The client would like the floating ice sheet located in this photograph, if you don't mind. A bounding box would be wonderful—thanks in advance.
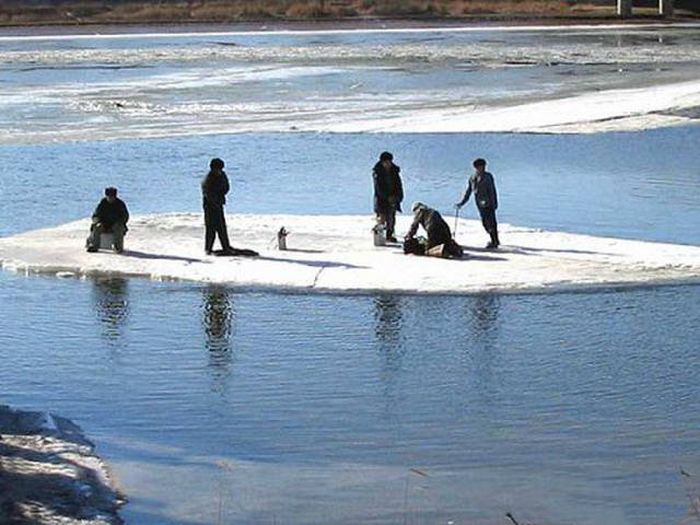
[1,214,699,294]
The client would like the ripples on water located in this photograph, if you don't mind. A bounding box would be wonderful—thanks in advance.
[0,272,699,524]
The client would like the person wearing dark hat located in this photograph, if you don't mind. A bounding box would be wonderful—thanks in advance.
[405,201,453,249]
[372,151,404,243]
[202,158,232,255]
[456,158,500,249]
[86,187,129,253]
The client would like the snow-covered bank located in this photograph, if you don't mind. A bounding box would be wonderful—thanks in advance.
[2,214,700,294]
[317,79,700,134]
[0,405,125,525]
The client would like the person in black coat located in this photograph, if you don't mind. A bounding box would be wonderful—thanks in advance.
[86,187,129,253]
[202,158,232,255]
[456,158,500,249]
[372,151,404,242]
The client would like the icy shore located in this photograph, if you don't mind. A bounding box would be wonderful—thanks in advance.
[1,213,700,294]
[0,405,125,525]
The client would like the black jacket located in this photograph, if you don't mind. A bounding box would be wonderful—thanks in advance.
[92,197,129,228]
[458,171,498,210]
[407,206,451,245]
[372,162,404,214]
[202,170,230,207]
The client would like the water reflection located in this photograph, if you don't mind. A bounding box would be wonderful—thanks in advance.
[201,285,235,393]
[466,295,502,407]
[373,295,404,348]
[468,294,501,342]
[372,295,406,415]
[92,277,129,341]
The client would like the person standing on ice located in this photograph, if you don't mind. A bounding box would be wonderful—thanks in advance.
[372,151,404,243]
[455,158,500,249]
[86,187,129,253]
[202,158,232,255]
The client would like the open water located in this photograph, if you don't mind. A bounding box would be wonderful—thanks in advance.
[1,23,699,525]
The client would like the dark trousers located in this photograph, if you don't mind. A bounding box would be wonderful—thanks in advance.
[87,222,126,252]
[204,204,231,252]
[426,227,452,250]
[478,206,499,245]
[377,206,397,238]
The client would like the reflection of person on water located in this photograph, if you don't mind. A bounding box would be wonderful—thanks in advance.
[202,286,235,394]
[202,285,234,354]
[92,277,129,340]
[202,158,232,255]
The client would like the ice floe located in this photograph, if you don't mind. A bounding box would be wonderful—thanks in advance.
[1,213,699,294]
[317,80,700,134]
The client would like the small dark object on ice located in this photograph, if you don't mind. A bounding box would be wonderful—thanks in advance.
[506,511,536,525]
[505,512,520,525]
[403,237,425,256]
[212,247,259,257]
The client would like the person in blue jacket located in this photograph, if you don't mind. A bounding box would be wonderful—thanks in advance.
[456,158,500,249]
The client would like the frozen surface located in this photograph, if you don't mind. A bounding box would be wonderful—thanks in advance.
[2,23,700,144]
[322,79,700,134]
[1,213,699,294]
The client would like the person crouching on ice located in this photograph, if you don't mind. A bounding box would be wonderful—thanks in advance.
[202,157,232,255]
[372,151,404,243]
[86,186,129,253]
[455,157,500,249]
[404,202,462,258]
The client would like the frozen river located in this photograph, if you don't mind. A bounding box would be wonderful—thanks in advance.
[1,22,699,524]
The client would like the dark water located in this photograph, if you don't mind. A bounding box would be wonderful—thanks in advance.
[1,271,699,524]
[1,128,699,244]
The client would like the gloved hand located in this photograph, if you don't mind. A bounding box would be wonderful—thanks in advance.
[454,203,463,210]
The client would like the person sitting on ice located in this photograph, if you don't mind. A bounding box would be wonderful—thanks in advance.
[86,187,129,254]
[404,202,462,258]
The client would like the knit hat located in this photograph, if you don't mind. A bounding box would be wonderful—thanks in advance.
[411,201,426,213]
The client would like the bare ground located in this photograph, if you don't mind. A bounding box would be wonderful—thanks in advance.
[0,0,697,27]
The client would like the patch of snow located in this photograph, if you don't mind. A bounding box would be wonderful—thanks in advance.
[314,80,700,134]
[1,213,699,294]
[40,413,59,432]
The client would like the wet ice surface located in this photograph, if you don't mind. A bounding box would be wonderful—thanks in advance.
[1,24,700,141]
[1,272,699,524]
[3,213,700,293]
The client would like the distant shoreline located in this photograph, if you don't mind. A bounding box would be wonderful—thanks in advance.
[0,0,698,30]
[0,15,699,38]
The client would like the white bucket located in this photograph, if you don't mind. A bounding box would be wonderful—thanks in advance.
[373,224,386,247]
[99,233,114,250]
